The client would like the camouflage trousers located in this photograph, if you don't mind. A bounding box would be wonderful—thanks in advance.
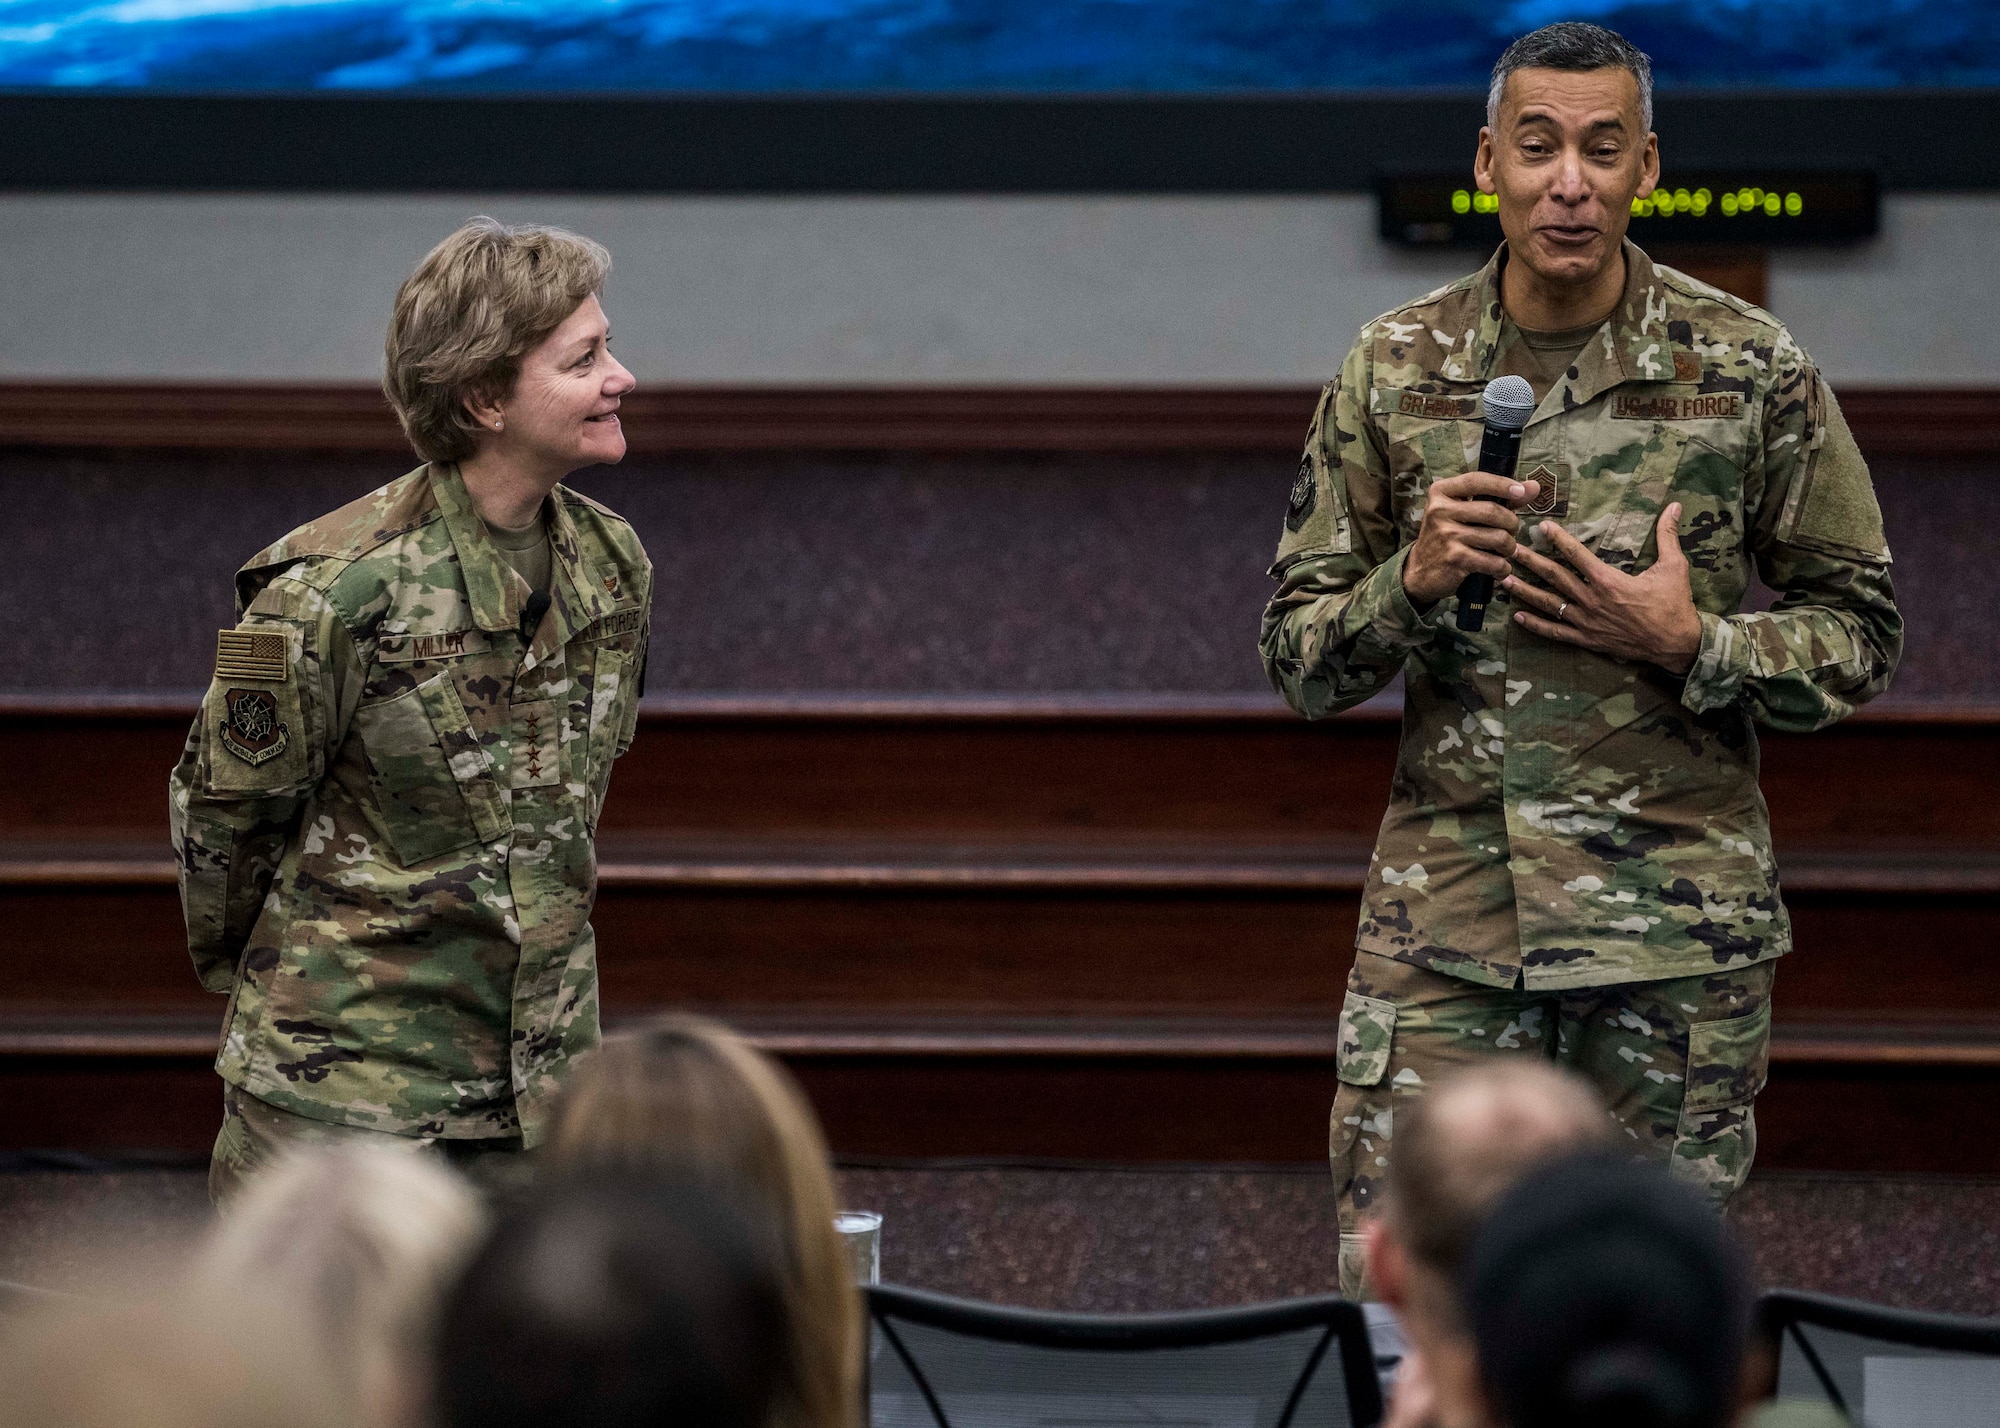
[209,1081,532,1207]
[1331,951,1775,1298]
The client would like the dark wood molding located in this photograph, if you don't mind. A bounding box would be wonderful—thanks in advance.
[3,689,1995,724]
[1,383,1994,460]
[6,1008,1998,1070]
[12,837,2000,896]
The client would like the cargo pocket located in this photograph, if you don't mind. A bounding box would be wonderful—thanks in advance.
[1336,991,1396,1087]
[354,672,510,866]
[1672,1001,1772,1202]
[1329,991,1395,1178]
[1330,990,1398,1297]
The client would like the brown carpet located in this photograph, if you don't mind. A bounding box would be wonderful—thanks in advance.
[1,1164,1996,1318]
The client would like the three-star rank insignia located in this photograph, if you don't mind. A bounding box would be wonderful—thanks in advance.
[1521,463,1569,518]
[1284,452,1318,533]
[220,688,290,766]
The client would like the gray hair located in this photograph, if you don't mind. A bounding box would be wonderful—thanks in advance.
[1488,22,1654,132]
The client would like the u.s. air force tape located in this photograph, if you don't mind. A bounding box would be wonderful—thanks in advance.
[214,629,288,683]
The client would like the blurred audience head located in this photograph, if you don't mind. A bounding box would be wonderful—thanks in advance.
[184,1143,487,1428]
[1366,1060,1616,1428]
[550,1015,860,1428]
[1379,1059,1616,1289]
[1466,1155,1752,1428]
[431,1173,787,1428]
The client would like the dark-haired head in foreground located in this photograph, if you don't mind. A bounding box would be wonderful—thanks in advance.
[1467,1155,1752,1428]
[432,1175,787,1428]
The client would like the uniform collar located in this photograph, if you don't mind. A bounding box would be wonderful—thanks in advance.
[429,462,619,656]
[1468,239,1675,425]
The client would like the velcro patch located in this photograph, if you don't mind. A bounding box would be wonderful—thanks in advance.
[219,688,290,765]
[1613,392,1744,422]
[375,629,492,664]
[1370,387,1484,421]
[1674,351,1702,383]
[1521,463,1570,518]
[509,698,561,790]
[586,608,645,641]
[1284,452,1317,533]
[215,629,287,683]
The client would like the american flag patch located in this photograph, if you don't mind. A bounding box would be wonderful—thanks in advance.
[215,629,288,683]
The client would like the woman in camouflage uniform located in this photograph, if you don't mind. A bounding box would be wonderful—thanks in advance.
[171,217,651,1200]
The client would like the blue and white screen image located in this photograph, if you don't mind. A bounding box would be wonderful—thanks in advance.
[2,0,1996,92]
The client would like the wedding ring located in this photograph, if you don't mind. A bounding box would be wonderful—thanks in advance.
[1556,601,1569,622]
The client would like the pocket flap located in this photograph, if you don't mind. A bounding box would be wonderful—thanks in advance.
[1336,991,1397,1087]
[1684,1002,1771,1113]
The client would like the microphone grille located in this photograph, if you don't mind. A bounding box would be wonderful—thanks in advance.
[1483,375,1536,430]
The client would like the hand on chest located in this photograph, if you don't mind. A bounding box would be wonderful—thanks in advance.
[1376,373,1756,577]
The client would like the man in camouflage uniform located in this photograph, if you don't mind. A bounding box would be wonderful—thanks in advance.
[171,220,649,1199]
[1258,25,1901,1295]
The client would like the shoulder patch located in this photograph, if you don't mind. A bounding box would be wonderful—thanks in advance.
[219,689,291,766]
[215,629,288,683]
[1284,452,1317,532]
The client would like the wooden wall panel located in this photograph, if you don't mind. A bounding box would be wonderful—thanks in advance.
[4,696,1998,1166]
[0,385,1993,460]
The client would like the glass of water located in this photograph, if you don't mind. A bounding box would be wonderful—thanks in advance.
[835,1210,882,1285]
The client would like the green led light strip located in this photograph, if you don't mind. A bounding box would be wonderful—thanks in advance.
[1450,186,1806,219]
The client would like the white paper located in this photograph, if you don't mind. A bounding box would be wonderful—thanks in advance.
[1862,1355,2000,1428]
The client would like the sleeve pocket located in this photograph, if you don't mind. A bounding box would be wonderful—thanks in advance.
[1335,990,1397,1087]
[1683,1002,1772,1113]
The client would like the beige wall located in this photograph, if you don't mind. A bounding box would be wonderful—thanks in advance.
[0,193,1991,386]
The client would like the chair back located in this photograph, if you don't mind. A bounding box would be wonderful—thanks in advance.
[865,1285,1382,1428]
[1759,1287,2000,1425]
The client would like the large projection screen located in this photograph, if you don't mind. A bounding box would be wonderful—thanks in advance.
[0,1,1994,190]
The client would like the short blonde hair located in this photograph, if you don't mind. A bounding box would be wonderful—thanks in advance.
[185,1144,488,1428]
[549,1016,862,1428]
[384,216,611,464]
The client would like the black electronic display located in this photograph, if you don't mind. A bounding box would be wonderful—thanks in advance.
[1378,171,1879,248]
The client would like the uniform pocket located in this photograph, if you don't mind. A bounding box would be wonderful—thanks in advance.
[585,645,633,822]
[353,673,507,866]
[1335,990,1397,1087]
[1683,1001,1771,1112]
[1672,1000,1771,1201]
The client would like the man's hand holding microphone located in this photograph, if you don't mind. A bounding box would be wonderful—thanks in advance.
[1400,373,1705,675]
[1399,470,1542,609]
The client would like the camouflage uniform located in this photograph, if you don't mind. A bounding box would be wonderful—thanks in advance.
[169,462,650,1193]
[1259,243,1900,1293]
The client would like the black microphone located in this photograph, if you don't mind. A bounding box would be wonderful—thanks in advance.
[1454,374,1537,633]
[519,589,552,644]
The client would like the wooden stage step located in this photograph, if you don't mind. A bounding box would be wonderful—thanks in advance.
[3,694,1998,1168]
[0,1006,1995,1172]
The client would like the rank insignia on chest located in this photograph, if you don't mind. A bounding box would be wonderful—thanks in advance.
[220,688,290,765]
[1521,464,1569,517]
